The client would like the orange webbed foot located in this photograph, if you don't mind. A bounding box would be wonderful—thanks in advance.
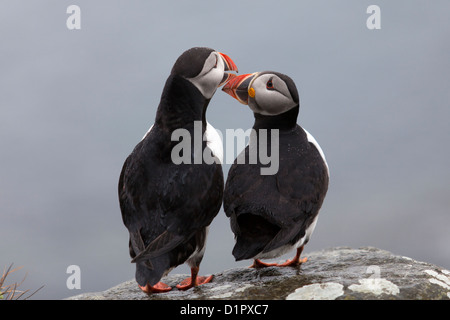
[176,274,214,291]
[276,246,308,267]
[176,267,213,291]
[139,281,172,294]
[249,259,277,268]
[276,256,308,267]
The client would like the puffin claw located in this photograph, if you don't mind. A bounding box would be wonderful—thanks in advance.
[176,275,214,291]
[276,246,308,267]
[276,256,308,267]
[175,267,213,291]
[249,259,277,268]
[139,281,172,294]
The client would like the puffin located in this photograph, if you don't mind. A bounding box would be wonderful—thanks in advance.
[222,71,329,268]
[118,47,238,293]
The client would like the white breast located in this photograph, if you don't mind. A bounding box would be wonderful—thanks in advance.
[205,122,223,164]
[303,128,329,176]
[142,122,223,164]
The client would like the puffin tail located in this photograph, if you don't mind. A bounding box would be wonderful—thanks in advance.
[232,238,264,261]
[130,229,185,287]
[232,213,280,261]
[262,222,304,254]
[131,230,185,264]
[134,258,169,288]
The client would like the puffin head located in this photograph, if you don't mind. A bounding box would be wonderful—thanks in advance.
[171,47,238,99]
[222,71,299,116]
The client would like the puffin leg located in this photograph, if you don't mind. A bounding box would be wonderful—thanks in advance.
[249,259,277,268]
[139,281,172,294]
[176,266,214,291]
[276,246,308,267]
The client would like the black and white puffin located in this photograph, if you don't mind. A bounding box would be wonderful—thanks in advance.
[222,71,329,268]
[118,47,238,293]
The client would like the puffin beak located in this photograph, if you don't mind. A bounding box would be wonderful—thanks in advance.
[218,52,238,72]
[222,73,257,105]
[218,52,238,86]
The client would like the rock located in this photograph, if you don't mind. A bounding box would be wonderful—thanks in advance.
[67,247,450,300]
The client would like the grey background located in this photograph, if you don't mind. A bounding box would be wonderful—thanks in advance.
[1,1,449,299]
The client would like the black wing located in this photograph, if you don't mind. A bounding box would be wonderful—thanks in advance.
[119,130,223,264]
[223,126,328,258]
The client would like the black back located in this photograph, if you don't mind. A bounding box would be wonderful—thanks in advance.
[223,108,329,261]
[118,52,223,287]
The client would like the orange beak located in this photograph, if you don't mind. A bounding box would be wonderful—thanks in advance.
[218,52,238,86]
[222,73,257,105]
[218,52,238,72]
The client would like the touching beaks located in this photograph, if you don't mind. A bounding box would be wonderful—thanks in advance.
[222,73,257,105]
[218,52,238,87]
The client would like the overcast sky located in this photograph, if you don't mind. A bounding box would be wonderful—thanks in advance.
[1,1,449,299]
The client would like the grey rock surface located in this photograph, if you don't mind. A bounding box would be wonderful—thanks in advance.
[67,247,450,300]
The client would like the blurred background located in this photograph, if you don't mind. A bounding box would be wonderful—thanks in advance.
[1,1,449,299]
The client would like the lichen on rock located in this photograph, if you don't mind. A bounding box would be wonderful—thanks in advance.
[67,247,450,300]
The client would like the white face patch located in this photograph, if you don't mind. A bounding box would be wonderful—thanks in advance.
[248,74,297,116]
[187,52,225,99]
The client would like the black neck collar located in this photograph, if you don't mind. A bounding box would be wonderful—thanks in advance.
[253,105,299,131]
[155,74,209,131]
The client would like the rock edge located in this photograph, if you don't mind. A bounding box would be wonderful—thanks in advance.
[67,247,450,300]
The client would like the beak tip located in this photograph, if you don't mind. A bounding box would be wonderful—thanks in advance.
[221,73,256,105]
[218,52,238,72]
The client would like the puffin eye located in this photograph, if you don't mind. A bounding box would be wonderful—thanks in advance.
[213,56,218,69]
[266,79,274,89]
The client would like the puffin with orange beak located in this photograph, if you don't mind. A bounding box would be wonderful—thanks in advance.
[222,71,329,268]
[119,47,238,293]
